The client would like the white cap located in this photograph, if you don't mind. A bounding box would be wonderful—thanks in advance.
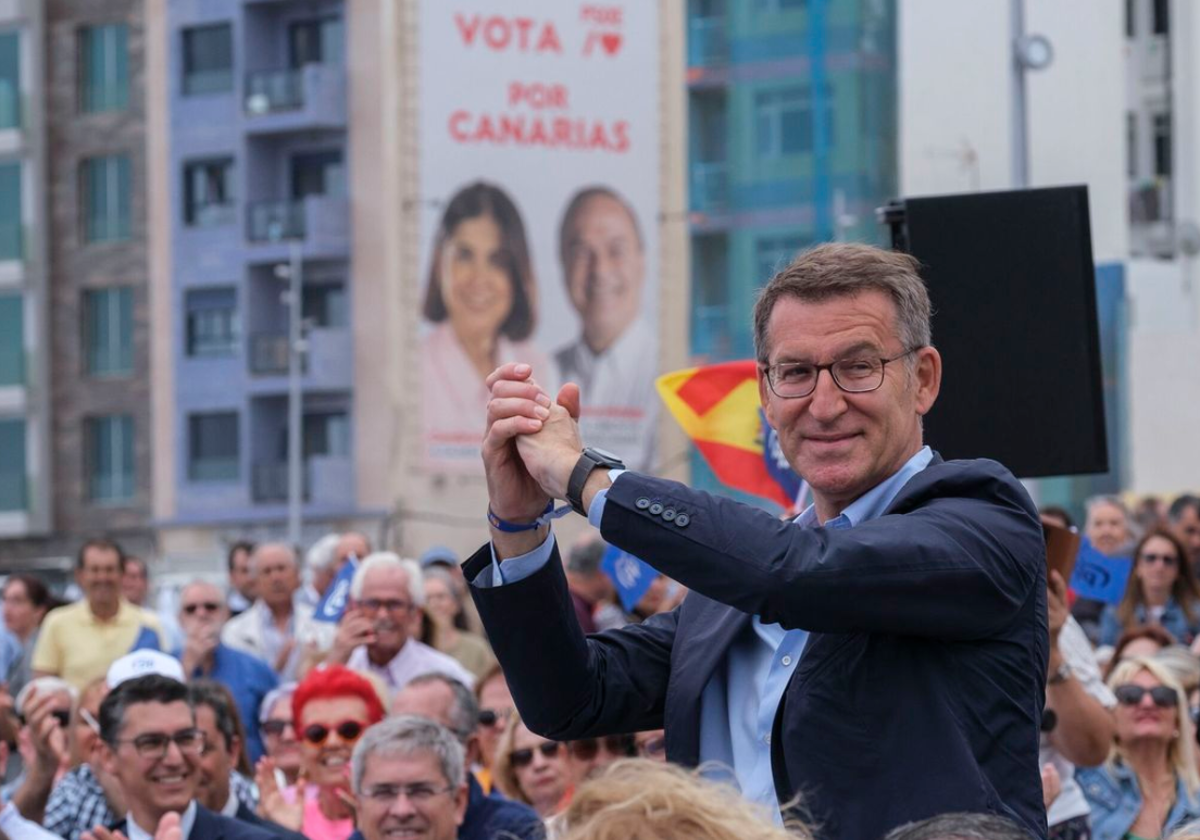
[106,650,186,688]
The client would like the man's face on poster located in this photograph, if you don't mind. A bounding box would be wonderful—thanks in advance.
[562,193,645,355]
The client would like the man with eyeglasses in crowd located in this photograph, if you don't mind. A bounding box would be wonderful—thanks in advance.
[82,659,278,840]
[472,243,1048,840]
[350,716,468,840]
[325,554,474,692]
[391,673,543,840]
[175,581,277,763]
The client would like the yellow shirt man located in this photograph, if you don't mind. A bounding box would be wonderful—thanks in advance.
[32,599,165,690]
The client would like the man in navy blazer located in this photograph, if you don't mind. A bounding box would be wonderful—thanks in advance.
[469,243,1048,840]
[89,674,280,840]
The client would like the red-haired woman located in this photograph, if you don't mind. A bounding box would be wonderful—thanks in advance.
[255,664,384,840]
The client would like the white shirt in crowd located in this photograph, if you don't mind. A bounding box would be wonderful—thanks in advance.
[1041,615,1117,828]
[347,639,475,692]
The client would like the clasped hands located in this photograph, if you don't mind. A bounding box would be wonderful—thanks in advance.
[483,363,586,524]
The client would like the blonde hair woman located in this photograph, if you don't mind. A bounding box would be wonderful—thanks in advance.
[493,711,569,819]
[1078,657,1200,840]
[557,758,811,840]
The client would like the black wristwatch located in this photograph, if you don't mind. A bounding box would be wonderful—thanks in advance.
[567,448,626,516]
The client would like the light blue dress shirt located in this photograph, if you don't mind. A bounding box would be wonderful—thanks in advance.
[476,447,934,816]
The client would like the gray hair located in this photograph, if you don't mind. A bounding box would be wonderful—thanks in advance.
[1157,646,1200,694]
[403,673,479,742]
[350,552,424,607]
[179,578,228,607]
[882,812,1029,840]
[422,567,463,607]
[752,243,932,364]
[306,533,341,573]
[566,538,606,576]
[259,682,297,723]
[252,542,298,568]
[351,715,465,794]
[16,677,77,714]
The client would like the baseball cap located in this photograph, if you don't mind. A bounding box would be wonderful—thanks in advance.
[107,649,186,688]
[419,545,459,569]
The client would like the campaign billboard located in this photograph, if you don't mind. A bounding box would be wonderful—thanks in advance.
[417,1,661,473]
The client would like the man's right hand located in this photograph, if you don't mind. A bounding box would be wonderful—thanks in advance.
[483,364,554,523]
[327,610,375,664]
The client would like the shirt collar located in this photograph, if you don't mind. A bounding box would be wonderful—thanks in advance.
[221,791,240,818]
[794,446,933,529]
[127,800,198,840]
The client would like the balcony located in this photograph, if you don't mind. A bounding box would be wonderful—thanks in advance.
[249,326,351,387]
[690,161,729,213]
[251,455,351,505]
[688,17,729,68]
[246,196,349,258]
[243,63,346,133]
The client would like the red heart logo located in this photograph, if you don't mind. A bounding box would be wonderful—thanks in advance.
[601,33,621,55]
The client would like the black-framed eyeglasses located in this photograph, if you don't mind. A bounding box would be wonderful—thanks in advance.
[569,734,636,761]
[15,709,71,729]
[359,598,412,614]
[182,601,222,616]
[1114,684,1179,709]
[362,782,455,805]
[109,728,206,759]
[762,347,921,399]
[1138,552,1179,567]
[261,719,294,738]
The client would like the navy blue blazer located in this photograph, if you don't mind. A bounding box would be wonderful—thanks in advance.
[111,804,280,840]
[466,455,1048,840]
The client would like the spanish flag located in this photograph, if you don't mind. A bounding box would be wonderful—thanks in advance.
[656,361,804,510]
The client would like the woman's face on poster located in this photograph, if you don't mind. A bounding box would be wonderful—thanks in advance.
[440,213,514,342]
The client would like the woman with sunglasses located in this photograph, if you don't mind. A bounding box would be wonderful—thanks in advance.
[1100,530,1200,647]
[259,683,301,789]
[255,664,385,840]
[1078,657,1200,840]
[494,712,569,820]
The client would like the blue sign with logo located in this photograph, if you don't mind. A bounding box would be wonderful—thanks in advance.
[1068,538,1132,605]
[601,544,656,612]
[313,556,360,623]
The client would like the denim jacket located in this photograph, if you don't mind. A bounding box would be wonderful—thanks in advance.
[1098,599,1199,647]
[1077,762,1200,840]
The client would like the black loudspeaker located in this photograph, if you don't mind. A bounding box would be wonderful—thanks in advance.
[879,185,1108,479]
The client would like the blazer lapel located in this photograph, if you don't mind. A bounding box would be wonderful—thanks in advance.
[666,594,751,766]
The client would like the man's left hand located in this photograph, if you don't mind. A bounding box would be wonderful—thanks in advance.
[515,383,584,500]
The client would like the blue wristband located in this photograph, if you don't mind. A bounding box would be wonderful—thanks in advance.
[488,501,554,533]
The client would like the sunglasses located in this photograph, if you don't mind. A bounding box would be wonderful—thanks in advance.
[261,719,294,738]
[569,735,636,761]
[1139,553,1179,567]
[182,601,222,615]
[16,710,71,729]
[637,735,667,758]
[1114,684,1179,708]
[510,742,561,768]
[478,708,512,728]
[302,720,367,746]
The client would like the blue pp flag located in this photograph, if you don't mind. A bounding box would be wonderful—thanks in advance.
[313,556,360,623]
[1069,538,1132,605]
[601,545,656,612]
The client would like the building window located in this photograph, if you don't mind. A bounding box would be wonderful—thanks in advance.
[0,161,20,262]
[83,288,133,377]
[304,411,350,458]
[754,86,834,158]
[291,150,345,198]
[1153,112,1171,177]
[189,412,239,481]
[87,415,134,503]
[1153,0,1169,35]
[0,30,19,130]
[0,294,23,387]
[752,0,805,11]
[183,158,234,227]
[186,287,237,357]
[0,418,25,511]
[182,23,233,96]
[303,283,347,327]
[81,154,131,243]
[755,235,805,283]
[289,17,344,67]
[79,24,129,113]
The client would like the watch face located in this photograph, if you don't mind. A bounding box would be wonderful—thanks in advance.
[586,447,624,465]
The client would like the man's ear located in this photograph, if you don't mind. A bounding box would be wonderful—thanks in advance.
[98,740,118,778]
[230,735,242,770]
[465,734,482,768]
[453,782,469,826]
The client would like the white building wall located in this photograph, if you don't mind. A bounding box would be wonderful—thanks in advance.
[899,0,1200,495]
